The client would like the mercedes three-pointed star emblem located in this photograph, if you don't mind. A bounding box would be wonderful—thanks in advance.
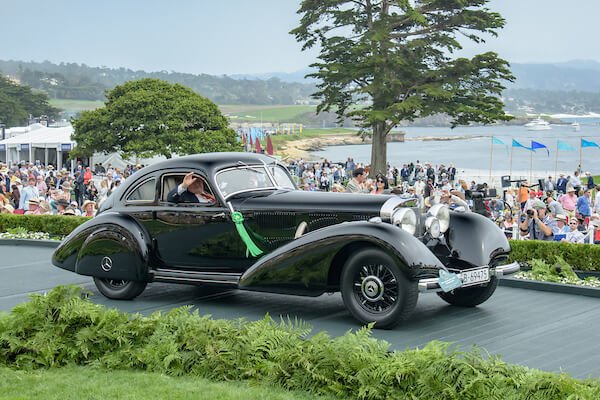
[101,256,113,272]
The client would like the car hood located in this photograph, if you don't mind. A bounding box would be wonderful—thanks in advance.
[232,190,393,215]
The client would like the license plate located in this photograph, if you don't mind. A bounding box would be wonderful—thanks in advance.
[459,267,490,287]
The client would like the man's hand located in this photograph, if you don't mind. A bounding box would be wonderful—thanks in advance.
[182,172,197,189]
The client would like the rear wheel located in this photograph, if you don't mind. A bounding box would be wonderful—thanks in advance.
[340,248,418,329]
[93,277,147,300]
[437,277,498,307]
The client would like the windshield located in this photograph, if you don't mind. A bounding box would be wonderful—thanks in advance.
[270,165,295,189]
[216,166,274,197]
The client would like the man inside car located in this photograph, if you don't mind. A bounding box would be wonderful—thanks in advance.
[167,172,215,204]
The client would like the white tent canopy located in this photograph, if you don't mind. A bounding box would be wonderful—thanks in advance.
[0,125,75,168]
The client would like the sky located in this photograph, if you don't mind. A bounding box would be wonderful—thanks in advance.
[1,0,599,76]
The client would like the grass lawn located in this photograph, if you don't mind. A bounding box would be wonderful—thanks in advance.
[220,105,316,122]
[0,366,333,400]
[49,99,105,114]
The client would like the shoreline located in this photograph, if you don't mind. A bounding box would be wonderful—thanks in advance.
[278,134,484,160]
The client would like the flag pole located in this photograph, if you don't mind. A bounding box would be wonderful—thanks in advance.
[529,149,533,184]
[579,136,583,172]
[555,141,559,180]
[509,143,513,179]
[489,137,493,184]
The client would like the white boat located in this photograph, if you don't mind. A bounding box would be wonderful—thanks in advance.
[525,117,551,131]
[572,121,581,132]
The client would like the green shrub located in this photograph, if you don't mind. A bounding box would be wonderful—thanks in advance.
[516,258,600,288]
[1,286,599,399]
[0,214,89,237]
[509,240,600,271]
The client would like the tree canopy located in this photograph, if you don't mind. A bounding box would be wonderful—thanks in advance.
[71,79,241,159]
[0,75,59,127]
[291,0,514,174]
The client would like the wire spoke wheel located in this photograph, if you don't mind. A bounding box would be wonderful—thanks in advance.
[341,248,418,329]
[353,263,399,314]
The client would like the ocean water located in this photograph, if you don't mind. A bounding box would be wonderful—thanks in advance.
[312,122,600,184]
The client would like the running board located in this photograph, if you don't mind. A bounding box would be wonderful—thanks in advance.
[152,268,241,286]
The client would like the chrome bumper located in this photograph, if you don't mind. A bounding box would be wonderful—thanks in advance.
[417,262,520,293]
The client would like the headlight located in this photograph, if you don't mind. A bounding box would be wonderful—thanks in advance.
[425,216,441,238]
[428,204,450,233]
[391,208,417,235]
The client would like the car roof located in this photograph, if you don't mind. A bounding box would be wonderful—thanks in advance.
[142,152,278,176]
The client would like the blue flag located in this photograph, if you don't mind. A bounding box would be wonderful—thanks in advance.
[492,136,505,145]
[512,139,532,151]
[557,140,576,151]
[582,138,600,148]
[531,140,550,156]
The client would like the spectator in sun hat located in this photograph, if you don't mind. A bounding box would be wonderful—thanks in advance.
[25,198,41,214]
[559,186,577,218]
[37,200,51,215]
[82,199,96,217]
[54,198,70,215]
[553,214,570,235]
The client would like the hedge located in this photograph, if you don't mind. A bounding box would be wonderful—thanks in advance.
[1,286,599,400]
[1,214,598,272]
[509,240,600,272]
[0,213,89,237]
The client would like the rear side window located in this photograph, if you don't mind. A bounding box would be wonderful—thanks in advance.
[126,178,156,202]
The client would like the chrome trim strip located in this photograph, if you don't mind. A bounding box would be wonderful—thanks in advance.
[491,261,520,277]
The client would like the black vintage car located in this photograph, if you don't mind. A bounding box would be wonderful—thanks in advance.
[53,153,519,328]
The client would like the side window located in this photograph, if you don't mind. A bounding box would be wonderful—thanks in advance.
[126,178,156,203]
[161,173,216,205]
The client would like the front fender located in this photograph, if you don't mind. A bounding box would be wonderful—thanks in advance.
[239,221,445,296]
[444,211,511,267]
[52,212,152,281]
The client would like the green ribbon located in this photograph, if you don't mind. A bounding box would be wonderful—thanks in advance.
[231,211,263,257]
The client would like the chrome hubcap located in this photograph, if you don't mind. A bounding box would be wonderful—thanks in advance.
[353,264,399,313]
[361,276,384,302]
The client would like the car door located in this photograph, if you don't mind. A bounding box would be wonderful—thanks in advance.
[148,171,252,272]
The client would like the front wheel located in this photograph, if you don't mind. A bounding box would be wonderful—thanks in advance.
[341,248,418,329]
[437,277,498,307]
[93,277,147,300]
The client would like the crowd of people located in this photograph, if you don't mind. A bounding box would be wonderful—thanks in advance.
[2,156,598,245]
[0,161,144,217]
[288,157,600,245]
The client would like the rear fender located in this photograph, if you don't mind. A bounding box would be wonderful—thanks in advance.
[52,213,151,281]
[239,221,445,296]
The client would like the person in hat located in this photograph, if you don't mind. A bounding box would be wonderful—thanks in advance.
[552,214,570,236]
[37,200,51,215]
[62,207,77,216]
[25,198,41,214]
[54,198,70,215]
[519,200,554,241]
[82,200,97,217]
[559,186,578,218]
